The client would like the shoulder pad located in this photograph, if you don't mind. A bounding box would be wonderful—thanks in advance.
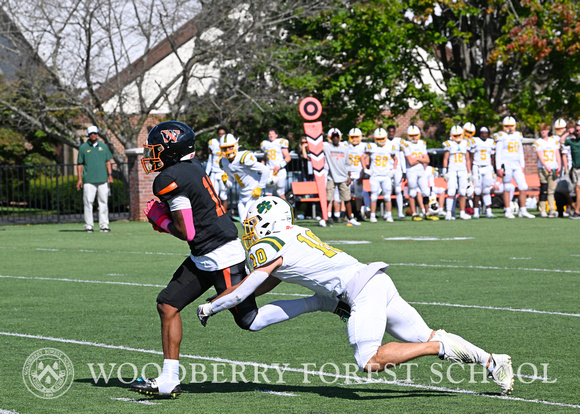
[240,151,256,165]
[249,236,286,266]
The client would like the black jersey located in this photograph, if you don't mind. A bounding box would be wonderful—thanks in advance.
[153,159,237,256]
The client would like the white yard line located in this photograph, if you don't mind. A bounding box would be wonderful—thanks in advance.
[1,331,578,409]
[1,274,578,317]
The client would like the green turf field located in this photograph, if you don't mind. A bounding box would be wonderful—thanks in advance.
[0,216,579,413]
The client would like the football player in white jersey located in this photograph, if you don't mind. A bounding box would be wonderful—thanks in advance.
[206,126,229,211]
[261,128,291,199]
[534,122,562,217]
[386,125,407,219]
[220,134,270,221]
[197,196,514,396]
[347,127,367,221]
[361,128,398,222]
[403,126,430,220]
[494,116,535,218]
[443,126,472,220]
[467,125,497,218]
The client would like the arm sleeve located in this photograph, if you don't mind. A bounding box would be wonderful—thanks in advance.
[211,270,271,313]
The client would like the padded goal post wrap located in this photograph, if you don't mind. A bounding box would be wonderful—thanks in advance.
[301,111,328,221]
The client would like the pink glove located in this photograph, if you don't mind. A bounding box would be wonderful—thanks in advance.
[143,200,171,233]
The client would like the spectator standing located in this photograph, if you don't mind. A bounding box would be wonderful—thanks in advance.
[76,125,113,232]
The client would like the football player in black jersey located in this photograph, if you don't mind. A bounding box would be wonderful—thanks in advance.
[131,121,346,398]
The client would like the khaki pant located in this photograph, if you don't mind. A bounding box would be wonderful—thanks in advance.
[538,169,557,212]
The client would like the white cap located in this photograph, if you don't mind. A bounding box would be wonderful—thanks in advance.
[480,126,489,132]
[87,125,99,136]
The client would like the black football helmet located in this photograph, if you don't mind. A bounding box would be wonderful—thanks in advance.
[142,121,196,173]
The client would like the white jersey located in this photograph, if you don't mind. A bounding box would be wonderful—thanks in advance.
[261,138,289,169]
[533,137,560,170]
[403,139,428,174]
[443,139,469,172]
[247,225,363,298]
[347,142,365,179]
[365,142,396,177]
[494,131,525,170]
[207,138,225,174]
[468,137,495,167]
[387,137,406,173]
[220,151,269,196]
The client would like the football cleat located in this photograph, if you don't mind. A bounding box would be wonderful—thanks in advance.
[369,216,378,223]
[489,354,514,396]
[518,210,535,219]
[412,214,423,221]
[333,301,351,322]
[504,211,515,219]
[459,212,471,220]
[347,218,361,226]
[130,377,182,399]
[425,215,439,221]
[430,330,476,364]
[385,216,394,223]
[486,214,497,219]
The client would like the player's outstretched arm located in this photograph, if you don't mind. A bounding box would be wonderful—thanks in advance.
[197,257,282,326]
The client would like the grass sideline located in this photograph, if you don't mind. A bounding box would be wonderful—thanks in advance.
[0,217,579,413]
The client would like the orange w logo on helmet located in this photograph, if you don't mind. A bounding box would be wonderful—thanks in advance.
[160,130,181,143]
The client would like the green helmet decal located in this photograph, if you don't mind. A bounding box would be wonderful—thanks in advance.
[256,200,273,214]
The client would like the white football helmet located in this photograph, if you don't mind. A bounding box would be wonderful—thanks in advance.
[554,119,567,129]
[373,128,387,146]
[428,195,439,216]
[463,122,476,138]
[219,133,238,161]
[348,128,363,145]
[406,125,421,143]
[502,116,516,133]
[242,196,294,249]
[450,125,464,142]
[327,128,342,139]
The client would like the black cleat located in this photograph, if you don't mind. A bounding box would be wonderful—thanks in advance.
[130,377,181,399]
[333,301,351,322]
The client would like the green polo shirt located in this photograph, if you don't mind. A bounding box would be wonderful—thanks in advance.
[78,141,113,184]
[564,137,580,169]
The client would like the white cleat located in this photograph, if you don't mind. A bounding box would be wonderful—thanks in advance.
[460,212,471,220]
[347,218,361,226]
[318,219,327,227]
[489,354,514,396]
[385,216,394,223]
[445,212,455,221]
[430,330,476,364]
[504,211,515,219]
[369,216,378,223]
[518,210,535,219]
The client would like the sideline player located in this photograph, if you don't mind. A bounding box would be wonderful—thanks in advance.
[386,125,407,219]
[402,126,430,221]
[494,117,535,218]
[467,125,496,218]
[361,128,398,222]
[261,128,291,199]
[219,134,270,221]
[198,196,514,396]
[347,127,367,221]
[442,125,472,220]
[205,126,229,212]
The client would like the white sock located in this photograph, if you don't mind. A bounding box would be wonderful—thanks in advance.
[386,211,392,217]
[474,207,480,216]
[446,198,453,212]
[397,193,404,216]
[249,295,337,331]
[370,213,376,219]
[447,333,491,367]
[521,207,527,213]
[486,207,492,216]
[334,212,340,218]
[157,359,180,393]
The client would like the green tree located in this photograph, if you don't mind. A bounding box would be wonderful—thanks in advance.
[285,0,580,137]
